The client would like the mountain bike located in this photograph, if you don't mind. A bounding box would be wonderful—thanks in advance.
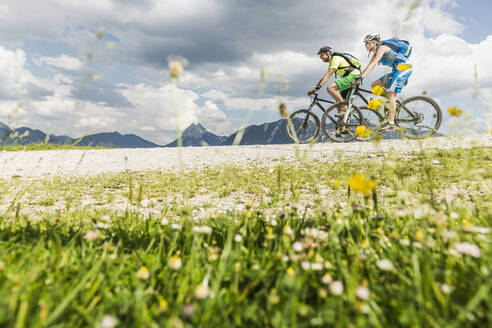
[285,89,364,143]
[286,82,442,143]
[348,86,442,140]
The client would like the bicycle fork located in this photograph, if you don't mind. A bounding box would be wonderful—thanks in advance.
[341,94,356,124]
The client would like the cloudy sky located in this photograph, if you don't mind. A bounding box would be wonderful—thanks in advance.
[0,0,491,144]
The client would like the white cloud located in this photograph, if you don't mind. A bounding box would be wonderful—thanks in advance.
[31,96,75,118]
[0,46,41,98]
[195,100,229,134]
[202,89,306,116]
[251,51,321,78]
[141,125,156,132]
[0,101,28,127]
[421,4,463,35]
[37,54,83,70]
[76,116,114,129]
[121,83,230,134]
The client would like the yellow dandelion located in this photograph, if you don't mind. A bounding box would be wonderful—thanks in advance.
[414,229,424,242]
[246,211,252,218]
[137,266,150,280]
[462,219,472,227]
[396,63,412,71]
[355,125,372,138]
[372,85,384,96]
[355,125,366,136]
[286,267,295,276]
[348,173,376,195]
[283,224,293,236]
[159,299,168,312]
[390,230,399,239]
[448,107,463,117]
[268,289,280,304]
[279,103,289,118]
[194,283,210,299]
[367,98,383,110]
[168,255,182,270]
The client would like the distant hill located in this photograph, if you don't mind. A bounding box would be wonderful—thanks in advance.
[0,121,11,141]
[0,121,159,148]
[11,127,73,145]
[75,131,159,148]
[221,118,331,145]
[165,123,227,147]
[222,119,291,145]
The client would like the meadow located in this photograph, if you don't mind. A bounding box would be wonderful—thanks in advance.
[0,143,491,327]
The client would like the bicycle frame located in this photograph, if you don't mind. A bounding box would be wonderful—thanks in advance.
[306,85,422,128]
[308,86,372,113]
[306,94,335,114]
[352,87,422,125]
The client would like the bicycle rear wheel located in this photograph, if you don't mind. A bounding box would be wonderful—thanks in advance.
[396,96,442,139]
[321,102,363,142]
[357,106,384,141]
[286,109,320,143]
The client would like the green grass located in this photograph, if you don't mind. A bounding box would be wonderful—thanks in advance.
[0,146,491,327]
[0,143,111,151]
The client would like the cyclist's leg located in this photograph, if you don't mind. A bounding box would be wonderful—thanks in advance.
[386,68,413,124]
[386,91,397,124]
[371,72,396,123]
[330,75,360,113]
[326,82,346,112]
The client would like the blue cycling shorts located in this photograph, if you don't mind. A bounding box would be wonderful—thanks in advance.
[378,68,412,94]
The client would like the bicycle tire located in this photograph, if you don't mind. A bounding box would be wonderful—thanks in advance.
[321,102,364,142]
[357,106,384,141]
[286,109,320,143]
[396,96,442,139]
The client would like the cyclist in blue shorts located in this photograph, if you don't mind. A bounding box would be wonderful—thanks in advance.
[360,34,413,131]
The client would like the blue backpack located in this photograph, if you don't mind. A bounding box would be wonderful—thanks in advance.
[381,38,412,60]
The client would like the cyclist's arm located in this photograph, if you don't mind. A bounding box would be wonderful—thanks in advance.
[360,45,389,78]
[317,68,336,87]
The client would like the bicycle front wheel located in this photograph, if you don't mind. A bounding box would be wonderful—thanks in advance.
[286,109,320,143]
[396,96,442,139]
[321,102,364,142]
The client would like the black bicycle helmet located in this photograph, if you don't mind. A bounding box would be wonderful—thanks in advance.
[317,46,332,55]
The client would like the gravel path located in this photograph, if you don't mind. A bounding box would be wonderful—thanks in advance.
[1,135,491,179]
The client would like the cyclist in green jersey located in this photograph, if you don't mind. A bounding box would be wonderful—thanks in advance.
[308,46,361,117]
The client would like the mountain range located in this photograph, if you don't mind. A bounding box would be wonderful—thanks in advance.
[1,119,434,148]
[0,122,159,148]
